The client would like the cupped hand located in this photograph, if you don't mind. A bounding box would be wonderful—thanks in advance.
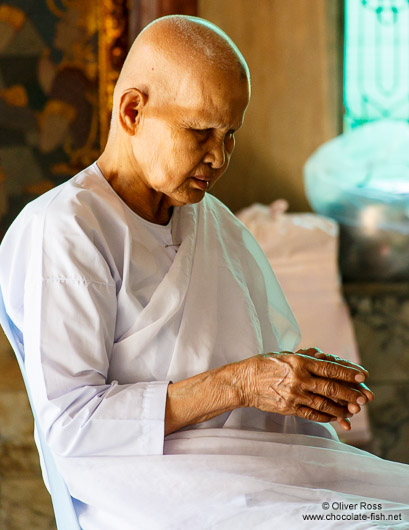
[236,350,372,429]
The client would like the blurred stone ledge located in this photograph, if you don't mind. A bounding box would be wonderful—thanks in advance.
[342,281,409,464]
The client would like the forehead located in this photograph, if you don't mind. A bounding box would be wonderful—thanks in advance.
[171,66,250,127]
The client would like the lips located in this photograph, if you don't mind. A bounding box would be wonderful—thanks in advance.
[191,175,211,190]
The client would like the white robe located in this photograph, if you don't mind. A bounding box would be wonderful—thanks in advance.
[1,162,408,528]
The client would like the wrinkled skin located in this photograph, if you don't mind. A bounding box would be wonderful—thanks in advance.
[236,348,373,431]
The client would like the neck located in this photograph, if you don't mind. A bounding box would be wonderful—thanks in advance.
[97,145,173,225]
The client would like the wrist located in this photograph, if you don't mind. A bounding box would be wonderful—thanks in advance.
[165,363,244,435]
[225,358,253,409]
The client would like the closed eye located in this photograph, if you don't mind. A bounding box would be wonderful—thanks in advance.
[191,128,236,143]
[192,128,212,136]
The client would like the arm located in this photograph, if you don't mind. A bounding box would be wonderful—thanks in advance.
[165,351,374,435]
[25,277,169,457]
[13,201,170,458]
[165,362,241,435]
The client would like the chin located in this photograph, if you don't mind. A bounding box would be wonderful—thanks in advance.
[170,189,207,207]
[186,190,208,205]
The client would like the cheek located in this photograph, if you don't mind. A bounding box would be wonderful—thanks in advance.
[134,121,165,163]
[136,124,206,185]
[170,134,204,166]
[145,130,182,175]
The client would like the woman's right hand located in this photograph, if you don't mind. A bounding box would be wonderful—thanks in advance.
[235,351,372,426]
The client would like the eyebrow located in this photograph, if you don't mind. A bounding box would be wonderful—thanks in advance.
[187,118,243,132]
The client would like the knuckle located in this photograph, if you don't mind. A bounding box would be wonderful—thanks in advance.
[310,395,327,412]
[323,380,338,397]
[286,394,298,409]
[320,362,332,378]
[288,354,305,372]
[297,406,319,421]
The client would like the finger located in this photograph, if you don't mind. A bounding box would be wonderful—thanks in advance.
[312,352,369,378]
[307,376,368,406]
[339,381,374,404]
[330,391,369,413]
[337,417,351,431]
[315,383,371,413]
[298,349,371,386]
[329,396,360,414]
[357,383,375,402]
[275,350,369,382]
[304,356,367,383]
[303,392,351,419]
[295,405,334,423]
[348,402,361,414]
[295,403,353,428]
[296,347,322,356]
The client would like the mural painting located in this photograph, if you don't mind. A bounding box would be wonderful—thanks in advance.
[0,0,128,236]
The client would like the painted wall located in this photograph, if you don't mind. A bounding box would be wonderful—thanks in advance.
[199,0,343,212]
[0,1,99,236]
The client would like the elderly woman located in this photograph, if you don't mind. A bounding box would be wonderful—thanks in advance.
[1,15,408,529]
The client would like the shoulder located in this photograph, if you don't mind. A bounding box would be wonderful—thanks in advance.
[0,163,124,286]
[7,163,122,239]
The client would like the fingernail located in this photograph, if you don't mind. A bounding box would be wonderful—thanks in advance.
[357,396,366,405]
[355,374,365,382]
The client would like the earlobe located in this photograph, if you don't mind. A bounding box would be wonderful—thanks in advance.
[118,88,147,135]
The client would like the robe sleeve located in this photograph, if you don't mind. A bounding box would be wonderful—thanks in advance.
[9,199,170,458]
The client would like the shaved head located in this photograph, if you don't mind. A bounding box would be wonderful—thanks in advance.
[110,15,250,136]
[99,15,250,224]
[139,15,250,78]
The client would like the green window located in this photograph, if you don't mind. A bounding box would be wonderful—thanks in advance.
[344,0,409,129]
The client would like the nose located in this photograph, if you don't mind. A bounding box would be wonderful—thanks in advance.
[202,138,227,169]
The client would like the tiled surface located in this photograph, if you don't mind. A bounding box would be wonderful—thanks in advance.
[344,283,409,465]
[1,284,409,526]
[366,383,409,463]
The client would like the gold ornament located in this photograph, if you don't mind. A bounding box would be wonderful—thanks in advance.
[0,5,26,31]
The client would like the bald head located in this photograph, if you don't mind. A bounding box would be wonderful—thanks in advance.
[110,16,250,135]
[99,15,250,223]
[140,15,250,78]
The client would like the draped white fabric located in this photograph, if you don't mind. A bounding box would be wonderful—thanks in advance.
[55,428,409,529]
[1,162,408,528]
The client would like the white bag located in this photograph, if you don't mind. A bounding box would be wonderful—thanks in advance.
[237,200,371,444]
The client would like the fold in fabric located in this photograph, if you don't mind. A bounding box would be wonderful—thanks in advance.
[55,428,409,529]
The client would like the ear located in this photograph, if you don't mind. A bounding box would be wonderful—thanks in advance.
[118,88,147,135]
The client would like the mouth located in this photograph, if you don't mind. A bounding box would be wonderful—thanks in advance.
[190,175,211,190]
